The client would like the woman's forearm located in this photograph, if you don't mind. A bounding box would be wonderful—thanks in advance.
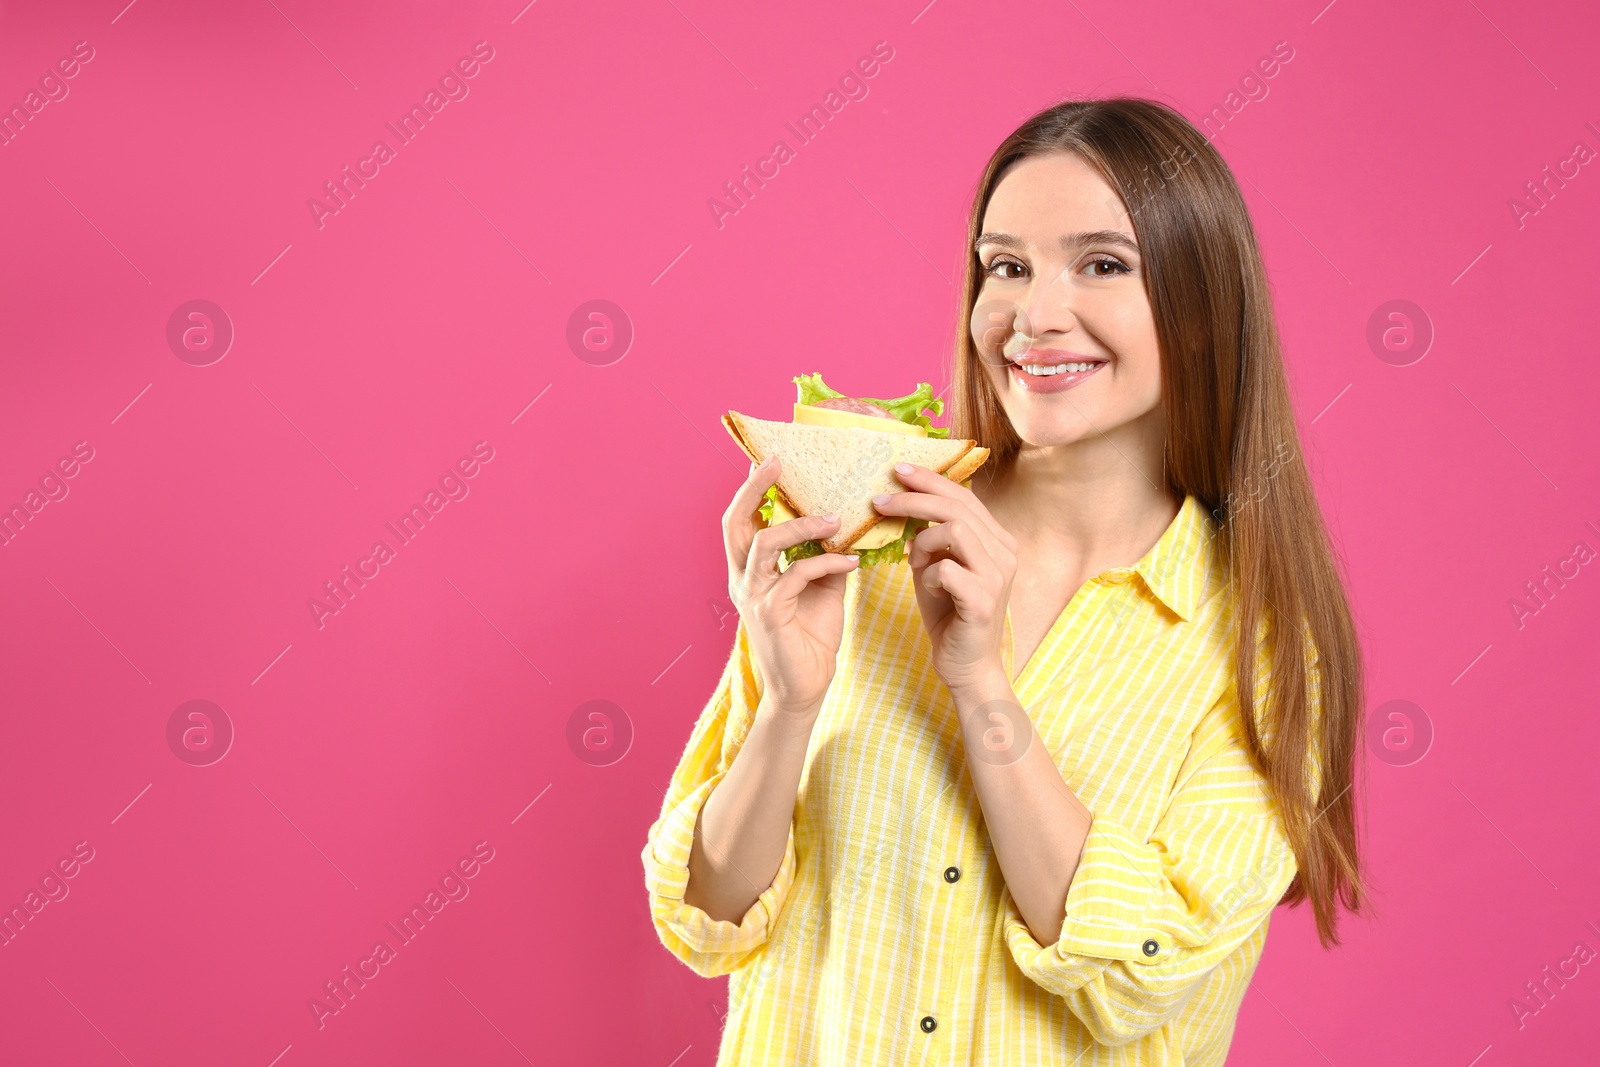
[950,669,1094,945]
[683,694,819,923]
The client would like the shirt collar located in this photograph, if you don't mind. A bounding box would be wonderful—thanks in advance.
[1106,494,1218,623]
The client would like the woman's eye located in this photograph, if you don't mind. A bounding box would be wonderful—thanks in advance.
[1086,256,1132,277]
[983,259,1025,280]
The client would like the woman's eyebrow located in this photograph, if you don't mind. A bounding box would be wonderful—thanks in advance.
[974,230,1140,255]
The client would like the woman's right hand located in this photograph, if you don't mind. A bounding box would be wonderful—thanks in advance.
[723,455,860,717]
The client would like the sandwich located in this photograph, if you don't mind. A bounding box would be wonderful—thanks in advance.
[721,372,991,567]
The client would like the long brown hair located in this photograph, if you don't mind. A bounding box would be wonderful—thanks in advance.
[948,97,1366,947]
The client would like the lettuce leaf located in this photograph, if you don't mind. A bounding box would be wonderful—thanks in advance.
[792,372,950,439]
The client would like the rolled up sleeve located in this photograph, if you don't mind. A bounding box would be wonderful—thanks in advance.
[1003,671,1303,1046]
[641,617,799,977]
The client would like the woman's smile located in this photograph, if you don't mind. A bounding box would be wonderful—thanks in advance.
[1007,350,1108,393]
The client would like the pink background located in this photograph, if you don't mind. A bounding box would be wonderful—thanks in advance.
[2,0,1597,1063]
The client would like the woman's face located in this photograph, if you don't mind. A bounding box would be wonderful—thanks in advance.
[970,151,1162,449]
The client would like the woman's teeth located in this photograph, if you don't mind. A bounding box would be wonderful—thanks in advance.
[1018,362,1098,376]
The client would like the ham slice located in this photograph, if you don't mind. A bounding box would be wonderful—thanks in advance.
[810,396,895,419]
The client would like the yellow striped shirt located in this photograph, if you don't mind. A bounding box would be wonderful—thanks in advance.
[642,494,1320,1064]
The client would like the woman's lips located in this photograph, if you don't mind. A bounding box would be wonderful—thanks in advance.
[1007,360,1105,393]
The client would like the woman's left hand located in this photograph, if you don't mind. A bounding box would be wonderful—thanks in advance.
[872,462,1018,695]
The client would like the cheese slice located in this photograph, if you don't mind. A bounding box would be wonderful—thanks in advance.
[775,404,928,551]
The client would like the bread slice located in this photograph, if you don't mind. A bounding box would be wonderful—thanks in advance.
[943,445,991,487]
[722,411,992,553]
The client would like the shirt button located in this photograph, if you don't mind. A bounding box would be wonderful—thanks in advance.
[943,866,961,883]
[919,1015,938,1033]
[1142,938,1160,956]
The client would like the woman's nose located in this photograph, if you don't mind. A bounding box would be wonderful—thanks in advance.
[1020,267,1080,337]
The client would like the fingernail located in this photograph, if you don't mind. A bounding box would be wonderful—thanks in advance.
[822,513,839,522]
[845,554,859,562]
[895,462,914,475]
[872,494,891,506]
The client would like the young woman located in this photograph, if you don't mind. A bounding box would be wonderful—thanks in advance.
[643,96,1366,1065]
